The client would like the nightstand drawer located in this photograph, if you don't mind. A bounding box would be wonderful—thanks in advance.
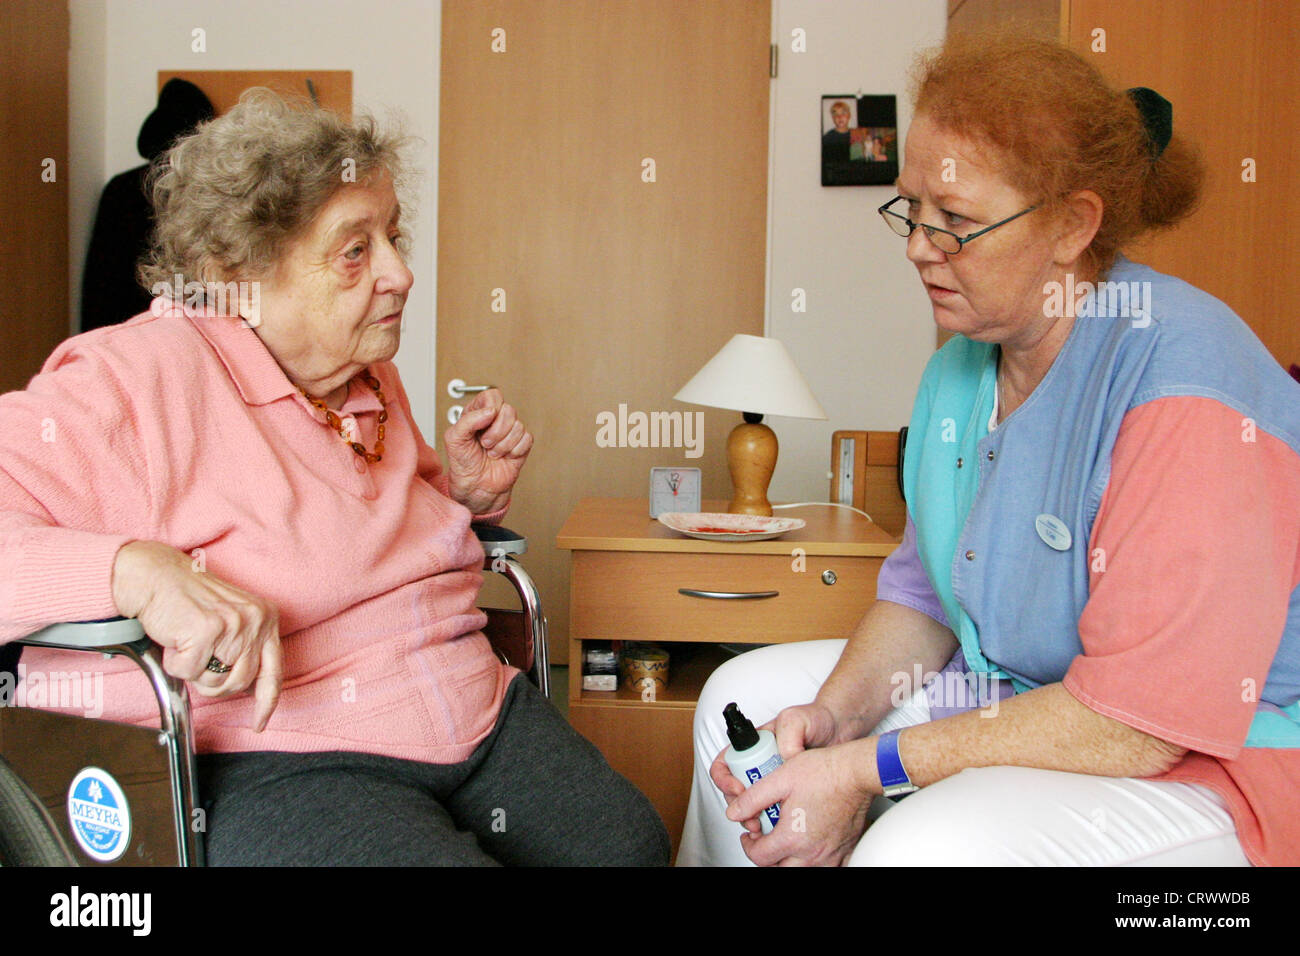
[570,550,881,644]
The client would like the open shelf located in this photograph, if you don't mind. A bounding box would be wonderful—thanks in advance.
[573,641,736,709]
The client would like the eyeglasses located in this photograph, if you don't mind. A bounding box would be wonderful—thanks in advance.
[877,196,1038,255]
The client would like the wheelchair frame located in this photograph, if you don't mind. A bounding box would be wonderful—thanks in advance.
[0,526,546,867]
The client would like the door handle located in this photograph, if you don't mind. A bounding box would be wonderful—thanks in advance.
[447,379,495,399]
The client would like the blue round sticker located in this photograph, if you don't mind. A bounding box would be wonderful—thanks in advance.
[67,767,131,862]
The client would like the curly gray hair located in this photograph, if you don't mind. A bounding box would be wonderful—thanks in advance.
[139,87,409,298]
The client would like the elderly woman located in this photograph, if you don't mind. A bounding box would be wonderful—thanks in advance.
[0,89,668,866]
[679,31,1300,866]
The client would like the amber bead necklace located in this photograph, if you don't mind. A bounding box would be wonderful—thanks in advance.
[298,371,388,463]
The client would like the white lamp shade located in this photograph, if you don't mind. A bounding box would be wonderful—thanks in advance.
[674,334,827,420]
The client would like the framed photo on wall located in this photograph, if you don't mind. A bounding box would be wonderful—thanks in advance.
[821,93,898,186]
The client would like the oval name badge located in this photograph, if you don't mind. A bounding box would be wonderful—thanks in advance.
[1035,513,1073,551]
[67,766,132,863]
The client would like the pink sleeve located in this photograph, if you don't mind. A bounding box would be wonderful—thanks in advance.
[0,344,148,641]
[1064,396,1300,758]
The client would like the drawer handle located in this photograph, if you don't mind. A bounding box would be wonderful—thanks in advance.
[678,588,780,600]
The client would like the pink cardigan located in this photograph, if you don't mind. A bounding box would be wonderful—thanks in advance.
[0,300,515,763]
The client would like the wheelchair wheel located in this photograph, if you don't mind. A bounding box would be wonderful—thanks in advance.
[0,755,77,866]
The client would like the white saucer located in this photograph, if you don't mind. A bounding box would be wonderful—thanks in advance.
[657,511,806,542]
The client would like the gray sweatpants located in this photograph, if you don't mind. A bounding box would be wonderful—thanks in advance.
[196,674,669,866]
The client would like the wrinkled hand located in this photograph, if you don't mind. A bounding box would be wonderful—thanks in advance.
[772,700,841,756]
[709,701,867,864]
[709,701,841,834]
[111,540,282,732]
[443,389,533,514]
[726,743,875,867]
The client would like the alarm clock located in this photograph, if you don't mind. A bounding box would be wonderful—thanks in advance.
[649,467,702,518]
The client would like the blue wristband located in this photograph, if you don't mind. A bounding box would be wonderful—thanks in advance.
[876,729,917,797]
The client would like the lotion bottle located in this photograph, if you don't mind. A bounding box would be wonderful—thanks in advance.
[723,702,783,833]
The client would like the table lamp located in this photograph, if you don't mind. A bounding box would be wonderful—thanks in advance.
[674,333,827,516]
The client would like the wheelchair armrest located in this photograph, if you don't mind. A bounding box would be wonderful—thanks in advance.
[11,617,185,738]
[471,525,548,697]
[17,617,145,650]
[7,616,203,864]
[473,524,527,556]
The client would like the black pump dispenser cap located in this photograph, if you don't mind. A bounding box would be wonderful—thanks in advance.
[723,702,759,751]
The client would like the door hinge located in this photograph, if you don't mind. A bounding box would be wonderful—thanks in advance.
[770,43,778,78]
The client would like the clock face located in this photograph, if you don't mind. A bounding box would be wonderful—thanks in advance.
[649,467,702,518]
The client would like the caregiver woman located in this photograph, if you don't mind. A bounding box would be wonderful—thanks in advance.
[678,31,1300,866]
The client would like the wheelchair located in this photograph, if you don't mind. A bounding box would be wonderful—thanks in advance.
[0,525,547,867]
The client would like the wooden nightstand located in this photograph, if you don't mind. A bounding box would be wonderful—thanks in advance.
[555,496,898,855]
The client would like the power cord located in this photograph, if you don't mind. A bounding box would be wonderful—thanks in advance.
[772,501,874,523]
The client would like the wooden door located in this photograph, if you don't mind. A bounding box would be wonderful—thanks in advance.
[0,0,69,393]
[1064,0,1299,369]
[438,0,772,664]
[946,0,1299,370]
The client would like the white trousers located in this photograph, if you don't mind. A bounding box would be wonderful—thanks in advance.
[677,640,1251,867]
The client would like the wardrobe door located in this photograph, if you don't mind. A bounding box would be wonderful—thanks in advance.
[1065,0,1297,368]
[0,0,69,393]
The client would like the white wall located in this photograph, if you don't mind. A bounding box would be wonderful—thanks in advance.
[765,0,948,505]
[69,0,108,339]
[68,0,442,436]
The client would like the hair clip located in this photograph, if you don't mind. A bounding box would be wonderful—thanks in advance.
[1127,87,1173,160]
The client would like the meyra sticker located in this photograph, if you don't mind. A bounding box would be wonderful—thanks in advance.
[67,767,131,862]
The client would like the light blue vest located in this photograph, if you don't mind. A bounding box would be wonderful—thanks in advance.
[902,258,1300,747]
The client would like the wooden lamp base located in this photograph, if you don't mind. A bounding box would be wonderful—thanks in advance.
[726,418,777,516]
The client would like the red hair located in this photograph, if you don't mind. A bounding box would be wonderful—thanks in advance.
[910,29,1204,278]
